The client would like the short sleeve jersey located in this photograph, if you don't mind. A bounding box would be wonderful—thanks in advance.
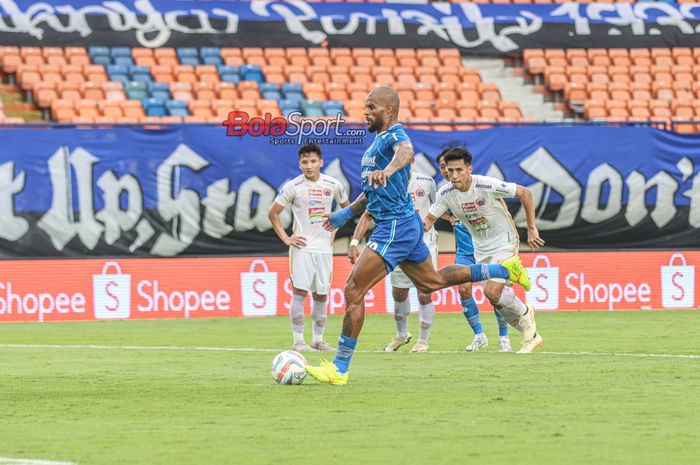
[361,123,415,222]
[274,173,349,254]
[429,175,519,255]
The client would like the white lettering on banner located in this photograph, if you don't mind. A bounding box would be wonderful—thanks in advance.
[564,273,651,311]
[0,0,240,48]
[580,163,623,224]
[234,176,277,232]
[0,1,699,50]
[0,282,85,318]
[136,280,230,314]
[95,171,143,245]
[0,162,28,241]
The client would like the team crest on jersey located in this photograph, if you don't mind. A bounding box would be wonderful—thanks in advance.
[414,187,425,198]
[323,188,332,197]
[476,197,486,206]
[309,189,324,199]
[461,202,476,213]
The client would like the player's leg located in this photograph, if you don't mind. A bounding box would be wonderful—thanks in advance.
[305,246,388,384]
[456,254,488,352]
[385,269,413,352]
[411,291,433,353]
[289,248,314,351]
[309,253,333,351]
[484,279,542,354]
[493,308,512,352]
[411,241,438,353]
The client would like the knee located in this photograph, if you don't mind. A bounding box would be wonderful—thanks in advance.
[418,293,432,305]
[392,288,409,302]
[484,288,501,306]
[344,280,363,305]
[458,284,472,300]
[312,293,327,302]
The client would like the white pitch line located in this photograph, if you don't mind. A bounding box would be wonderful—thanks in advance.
[0,457,77,465]
[0,344,698,360]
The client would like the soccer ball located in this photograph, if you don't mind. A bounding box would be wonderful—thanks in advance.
[271,350,307,385]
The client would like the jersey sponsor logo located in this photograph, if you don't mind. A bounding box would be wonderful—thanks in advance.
[361,155,376,167]
[461,202,476,213]
[475,183,492,189]
[476,197,486,206]
[308,206,325,222]
[467,216,488,230]
[496,183,511,194]
[309,189,324,199]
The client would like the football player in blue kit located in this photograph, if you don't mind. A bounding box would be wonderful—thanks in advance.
[303,86,531,385]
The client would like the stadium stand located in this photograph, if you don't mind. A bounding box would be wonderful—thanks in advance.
[523,48,700,132]
[0,45,531,129]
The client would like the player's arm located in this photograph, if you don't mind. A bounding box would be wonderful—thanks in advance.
[423,213,439,232]
[268,202,306,248]
[330,199,351,243]
[348,211,372,264]
[368,141,414,188]
[322,193,367,232]
[515,185,545,252]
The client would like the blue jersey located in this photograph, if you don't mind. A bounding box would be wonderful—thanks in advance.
[361,124,415,222]
[454,216,475,256]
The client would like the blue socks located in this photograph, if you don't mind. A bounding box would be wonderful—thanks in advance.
[332,334,357,374]
[469,264,509,282]
[494,309,509,337]
[461,298,483,335]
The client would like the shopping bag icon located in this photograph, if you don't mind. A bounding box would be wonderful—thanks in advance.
[241,260,278,316]
[525,255,559,310]
[661,254,695,308]
[93,261,131,319]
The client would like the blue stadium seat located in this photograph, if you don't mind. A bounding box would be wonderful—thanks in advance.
[283,92,305,103]
[88,46,109,58]
[143,98,168,117]
[148,82,170,100]
[166,100,189,117]
[92,55,112,66]
[202,56,222,66]
[113,56,134,66]
[130,65,152,81]
[262,91,282,101]
[107,64,129,76]
[279,99,301,111]
[177,48,198,58]
[110,47,131,57]
[240,64,264,83]
[301,100,324,117]
[322,101,345,116]
[282,83,303,94]
[200,47,221,58]
[260,83,279,92]
[219,65,240,84]
[109,74,129,84]
[125,81,149,100]
[180,56,201,66]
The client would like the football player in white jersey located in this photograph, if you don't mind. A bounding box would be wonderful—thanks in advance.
[348,170,438,353]
[424,147,545,353]
[268,143,350,352]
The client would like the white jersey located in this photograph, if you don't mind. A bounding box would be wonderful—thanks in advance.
[275,173,349,254]
[429,175,519,255]
[408,171,438,243]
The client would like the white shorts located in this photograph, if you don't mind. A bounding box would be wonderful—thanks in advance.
[390,240,438,289]
[289,248,332,294]
[474,244,519,284]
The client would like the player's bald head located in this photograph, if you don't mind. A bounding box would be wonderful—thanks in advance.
[368,86,400,116]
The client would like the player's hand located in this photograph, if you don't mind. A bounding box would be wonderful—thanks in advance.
[448,214,458,226]
[527,226,545,252]
[348,245,360,264]
[322,213,339,232]
[286,235,307,248]
[368,169,389,188]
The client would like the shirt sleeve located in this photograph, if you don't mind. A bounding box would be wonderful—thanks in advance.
[274,181,295,207]
[388,128,411,154]
[475,176,517,199]
[428,188,448,219]
[428,178,437,203]
[334,180,349,204]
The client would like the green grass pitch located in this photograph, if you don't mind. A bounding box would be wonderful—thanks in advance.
[0,310,698,465]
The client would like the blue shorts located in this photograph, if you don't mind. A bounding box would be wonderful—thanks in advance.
[456,254,476,266]
[367,212,430,273]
